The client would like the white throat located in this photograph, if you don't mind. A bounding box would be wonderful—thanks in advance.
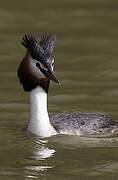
[28,86,57,137]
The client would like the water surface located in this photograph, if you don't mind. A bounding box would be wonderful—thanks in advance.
[0,0,118,179]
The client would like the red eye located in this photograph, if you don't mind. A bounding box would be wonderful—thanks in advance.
[52,58,54,67]
[52,62,54,67]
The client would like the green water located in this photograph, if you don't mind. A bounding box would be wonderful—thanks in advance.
[0,0,118,179]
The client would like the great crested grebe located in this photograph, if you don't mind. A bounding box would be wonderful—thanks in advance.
[17,34,118,137]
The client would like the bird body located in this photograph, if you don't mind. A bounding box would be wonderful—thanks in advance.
[50,112,118,136]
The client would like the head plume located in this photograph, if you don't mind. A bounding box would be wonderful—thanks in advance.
[21,34,56,67]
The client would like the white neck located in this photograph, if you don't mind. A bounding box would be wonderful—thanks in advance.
[27,86,57,137]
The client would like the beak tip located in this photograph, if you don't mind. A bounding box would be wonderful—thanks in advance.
[48,71,60,85]
[57,80,61,85]
[53,78,60,85]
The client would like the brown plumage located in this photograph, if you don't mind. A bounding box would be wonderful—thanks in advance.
[17,51,50,92]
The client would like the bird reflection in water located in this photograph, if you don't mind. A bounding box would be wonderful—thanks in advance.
[24,138,55,180]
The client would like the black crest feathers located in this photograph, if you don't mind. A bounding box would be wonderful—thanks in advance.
[21,34,56,63]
